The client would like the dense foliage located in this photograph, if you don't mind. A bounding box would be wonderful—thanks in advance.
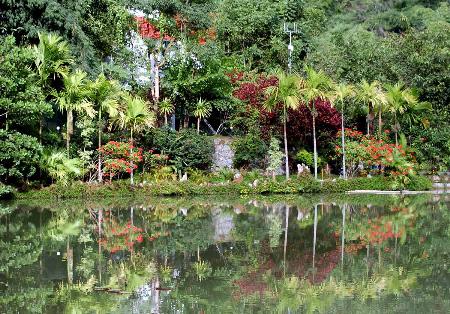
[0,0,448,192]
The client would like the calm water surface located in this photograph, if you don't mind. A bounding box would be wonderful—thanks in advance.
[1,194,449,313]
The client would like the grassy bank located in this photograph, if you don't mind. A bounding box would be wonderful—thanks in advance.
[16,175,433,200]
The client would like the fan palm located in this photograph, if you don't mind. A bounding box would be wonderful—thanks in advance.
[159,98,175,126]
[55,70,95,156]
[264,70,301,180]
[193,99,212,134]
[356,80,385,136]
[300,66,333,180]
[85,73,121,182]
[114,95,155,185]
[331,83,355,179]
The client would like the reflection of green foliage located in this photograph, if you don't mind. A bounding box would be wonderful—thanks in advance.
[193,261,212,282]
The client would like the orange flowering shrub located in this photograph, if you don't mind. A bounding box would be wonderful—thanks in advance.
[335,129,416,178]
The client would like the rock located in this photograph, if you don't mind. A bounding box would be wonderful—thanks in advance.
[212,137,235,171]
[233,172,243,183]
[252,179,259,188]
[180,172,188,182]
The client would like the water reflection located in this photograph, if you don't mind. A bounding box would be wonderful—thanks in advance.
[1,194,450,313]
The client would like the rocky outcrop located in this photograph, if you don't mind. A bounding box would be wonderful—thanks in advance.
[212,137,234,171]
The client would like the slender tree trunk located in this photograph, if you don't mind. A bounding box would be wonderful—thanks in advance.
[98,110,103,183]
[130,130,134,186]
[341,107,347,179]
[378,108,382,139]
[39,116,43,145]
[341,204,346,265]
[283,106,289,180]
[312,106,318,180]
[197,118,200,134]
[164,114,168,126]
[394,112,398,146]
[66,109,73,157]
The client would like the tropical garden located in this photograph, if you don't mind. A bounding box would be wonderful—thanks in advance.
[1,1,450,312]
[0,0,449,198]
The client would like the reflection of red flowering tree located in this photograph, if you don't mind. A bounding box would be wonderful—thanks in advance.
[99,220,144,254]
[98,141,143,182]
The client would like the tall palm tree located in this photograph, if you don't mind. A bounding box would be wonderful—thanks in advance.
[385,82,407,145]
[55,70,95,156]
[33,32,72,143]
[159,98,175,126]
[114,95,155,185]
[193,98,212,134]
[356,80,385,136]
[86,73,121,182]
[331,83,355,179]
[264,70,301,180]
[300,66,333,180]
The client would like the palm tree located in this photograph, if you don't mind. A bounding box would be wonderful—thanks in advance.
[33,32,72,142]
[193,99,212,134]
[55,70,95,156]
[159,98,175,126]
[331,83,355,179]
[385,83,407,145]
[86,73,121,182]
[300,66,333,180]
[385,83,432,145]
[356,80,385,136]
[114,95,155,185]
[264,70,301,180]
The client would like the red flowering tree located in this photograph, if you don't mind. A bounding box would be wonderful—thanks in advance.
[334,129,416,178]
[98,141,143,182]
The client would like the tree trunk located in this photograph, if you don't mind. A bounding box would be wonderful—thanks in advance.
[312,106,318,180]
[378,108,382,139]
[197,118,200,134]
[341,108,347,180]
[394,112,398,146]
[130,130,134,186]
[67,238,73,284]
[66,109,73,157]
[283,106,289,180]
[98,110,103,183]
[164,113,168,126]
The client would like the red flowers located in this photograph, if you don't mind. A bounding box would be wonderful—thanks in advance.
[100,141,144,180]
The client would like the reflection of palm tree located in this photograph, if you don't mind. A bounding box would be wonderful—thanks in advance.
[283,205,290,277]
[301,67,333,180]
[265,71,301,180]
[341,204,346,267]
[312,204,318,281]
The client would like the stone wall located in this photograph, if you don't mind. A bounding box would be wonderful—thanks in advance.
[212,137,234,171]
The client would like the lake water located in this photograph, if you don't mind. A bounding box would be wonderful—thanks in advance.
[1,194,449,313]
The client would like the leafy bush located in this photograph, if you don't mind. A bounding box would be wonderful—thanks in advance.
[0,183,14,200]
[232,132,267,169]
[42,151,85,186]
[0,130,42,185]
[150,127,213,171]
[295,149,314,166]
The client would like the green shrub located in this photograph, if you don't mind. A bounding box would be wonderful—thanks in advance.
[150,127,213,171]
[0,183,14,200]
[232,133,267,169]
[0,130,42,185]
[295,149,314,166]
